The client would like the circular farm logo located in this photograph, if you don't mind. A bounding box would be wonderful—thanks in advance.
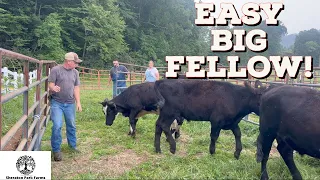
[16,155,36,175]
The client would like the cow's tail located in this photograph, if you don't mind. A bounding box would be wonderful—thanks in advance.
[154,80,165,108]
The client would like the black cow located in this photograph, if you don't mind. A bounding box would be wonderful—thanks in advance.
[153,79,267,159]
[256,85,320,180]
[100,82,184,139]
[162,73,187,79]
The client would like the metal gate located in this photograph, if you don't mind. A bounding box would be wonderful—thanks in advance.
[113,63,167,97]
[0,48,57,151]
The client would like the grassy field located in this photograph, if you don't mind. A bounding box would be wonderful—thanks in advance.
[2,86,41,135]
[40,89,320,180]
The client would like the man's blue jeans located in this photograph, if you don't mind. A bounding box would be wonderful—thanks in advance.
[112,82,126,98]
[50,99,77,152]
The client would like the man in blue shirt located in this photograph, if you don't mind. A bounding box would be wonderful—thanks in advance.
[108,60,130,98]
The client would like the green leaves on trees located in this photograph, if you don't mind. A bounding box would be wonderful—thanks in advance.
[0,0,304,69]
[294,29,320,66]
[82,0,127,67]
[35,13,65,62]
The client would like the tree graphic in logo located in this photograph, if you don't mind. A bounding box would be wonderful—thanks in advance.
[16,155,36,175]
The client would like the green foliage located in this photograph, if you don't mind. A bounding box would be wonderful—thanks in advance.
[0,0,210,68]
[294,29,320,66]
[35,13,65,62]
[0,0,36,50]
[117,0,210,67]
[0,0,128,67]
[259,21,288,55]
[82,0,128,68]
[0,0,294,69]
[293,29,320,55]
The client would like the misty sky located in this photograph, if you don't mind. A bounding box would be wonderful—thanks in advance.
[198,0,318,35]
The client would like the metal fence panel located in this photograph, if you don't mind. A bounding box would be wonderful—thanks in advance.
[0,48,56,151]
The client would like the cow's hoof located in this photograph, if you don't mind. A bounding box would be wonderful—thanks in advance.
[128,131,132,135]
[170,148,176,154]
[260,174,269,180]
[209,148,215,155]
[234,151,240,160]
[292,173,303,180]
[155,149,162,154]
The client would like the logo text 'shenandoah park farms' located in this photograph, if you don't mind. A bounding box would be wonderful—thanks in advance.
[165,2,313,80]
[5,155,45,179]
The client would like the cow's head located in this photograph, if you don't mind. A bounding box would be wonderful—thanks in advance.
[100,98,118,126]
[244,80,268,115]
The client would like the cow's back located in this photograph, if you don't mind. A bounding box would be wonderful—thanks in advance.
[155,79,252,121]
[137,82,160,109]
[260,85,320,158]
[116,82,159,109]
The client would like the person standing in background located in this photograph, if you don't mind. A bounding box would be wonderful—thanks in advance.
[144,60,159,82]
[108,60,130,98]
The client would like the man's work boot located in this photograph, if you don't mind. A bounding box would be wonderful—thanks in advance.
[53,152,62,161]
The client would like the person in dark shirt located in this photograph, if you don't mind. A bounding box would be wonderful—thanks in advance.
[108,60,130,98]
[48,52,82,161]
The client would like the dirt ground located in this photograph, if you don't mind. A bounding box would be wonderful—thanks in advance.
[52,149,148,179]
[2,127,23,150]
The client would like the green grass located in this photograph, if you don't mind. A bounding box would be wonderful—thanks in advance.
[1,87,40,136]
[39,89,320,180]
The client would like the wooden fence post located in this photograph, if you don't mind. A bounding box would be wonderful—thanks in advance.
[285,73,289,84]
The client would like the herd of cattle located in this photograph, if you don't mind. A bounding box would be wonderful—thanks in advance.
[100,78,320,180]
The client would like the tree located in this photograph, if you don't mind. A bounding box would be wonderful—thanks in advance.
[34,13,65,62]
[0,0,39,54]
[0,0,289,69]
[81,0,128,68]
[117,0,209,67]
[294,29,320,66]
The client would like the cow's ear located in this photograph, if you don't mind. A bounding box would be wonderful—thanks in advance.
[100,98,109,106]
[106,101,116,109]
[254,80,263,89]
[99,101,107,106]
